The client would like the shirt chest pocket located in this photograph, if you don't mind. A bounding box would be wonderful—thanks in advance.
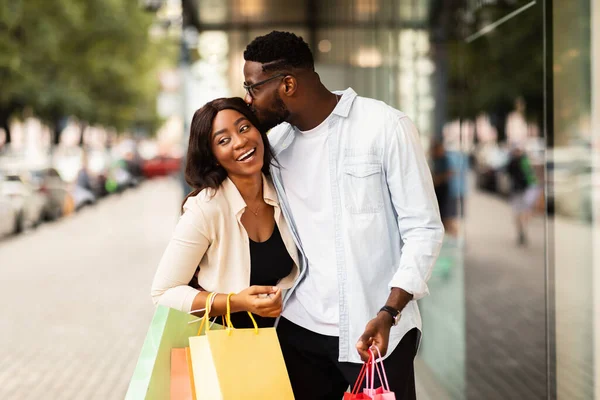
[342,160,384,214]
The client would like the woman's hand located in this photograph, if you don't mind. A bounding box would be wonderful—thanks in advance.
[231,286,282,317]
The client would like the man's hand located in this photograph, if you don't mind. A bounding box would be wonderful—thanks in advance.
[355,312,394,362]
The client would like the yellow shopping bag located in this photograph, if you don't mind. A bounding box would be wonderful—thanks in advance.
[189,293,294,400]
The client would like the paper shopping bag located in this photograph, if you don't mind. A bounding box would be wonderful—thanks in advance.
[362,347,395,400]
[187,292,223,400]
[344,394,373,400]
[366,387,396,400]
[344,360,372,400]
[189,293,295,400]
[171,348,196,400]
[126,305,201,400]
[345,347,398,400]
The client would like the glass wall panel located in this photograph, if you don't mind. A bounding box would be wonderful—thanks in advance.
[552,0,595,398]
[459,1,548,399]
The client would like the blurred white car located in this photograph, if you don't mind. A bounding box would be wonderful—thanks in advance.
[0,192,19,237]
[1,174,46,232]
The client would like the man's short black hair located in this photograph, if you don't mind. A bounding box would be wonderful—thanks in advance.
[244,31,314,72]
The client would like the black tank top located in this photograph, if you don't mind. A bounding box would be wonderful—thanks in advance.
[228,224,293,329]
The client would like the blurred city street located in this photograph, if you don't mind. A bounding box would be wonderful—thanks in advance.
[0,178,182,400]
[464,187,547,399]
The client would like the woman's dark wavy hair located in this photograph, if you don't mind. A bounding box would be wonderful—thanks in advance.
[182,97,275,211]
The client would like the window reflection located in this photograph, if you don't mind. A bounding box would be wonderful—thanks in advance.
[552,0,594,398]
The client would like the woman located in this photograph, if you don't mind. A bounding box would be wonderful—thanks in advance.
[151,97,299,328]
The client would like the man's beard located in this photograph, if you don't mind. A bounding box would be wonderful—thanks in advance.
[254,92,290,132]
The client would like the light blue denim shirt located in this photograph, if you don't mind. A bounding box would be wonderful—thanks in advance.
[270,88,444,363]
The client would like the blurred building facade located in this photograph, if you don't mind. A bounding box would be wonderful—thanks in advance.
[170,0,598,399]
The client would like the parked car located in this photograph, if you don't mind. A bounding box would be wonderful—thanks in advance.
[142,156,182,179]
[1,174,46,232]
[70,185,96,211]
[473,144,511,197]
[0,191,19,237]
[30,168,75,220]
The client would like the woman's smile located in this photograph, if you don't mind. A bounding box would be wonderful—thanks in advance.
[236,147,257,163]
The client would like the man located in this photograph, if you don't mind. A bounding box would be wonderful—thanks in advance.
[242,31,444,399]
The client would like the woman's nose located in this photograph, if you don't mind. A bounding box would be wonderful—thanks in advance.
[233,134,248,149]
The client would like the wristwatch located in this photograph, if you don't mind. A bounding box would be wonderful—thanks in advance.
[379,306,401,326]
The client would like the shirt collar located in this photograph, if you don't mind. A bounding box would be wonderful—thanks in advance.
[221,173,278,218]
[270,87,358,157]
[331,87,357,118]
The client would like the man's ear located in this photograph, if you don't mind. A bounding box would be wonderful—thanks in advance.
[282,75,297,97]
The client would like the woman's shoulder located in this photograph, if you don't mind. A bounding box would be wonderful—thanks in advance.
[182,187,227,216]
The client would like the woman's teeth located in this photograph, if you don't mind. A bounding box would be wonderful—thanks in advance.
[237,148,256,161]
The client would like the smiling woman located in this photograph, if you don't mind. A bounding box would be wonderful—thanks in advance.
[210,109,265,180]
[184,97,275,199]
[151,96,300,331]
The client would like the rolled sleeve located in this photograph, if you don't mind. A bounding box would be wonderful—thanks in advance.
[384,114,444,301]
[389,269,429,300]
[151,201,210,312]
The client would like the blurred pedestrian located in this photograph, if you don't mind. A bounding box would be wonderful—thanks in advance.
[446,148,470,238]
[507,146,541,246]
[151,97,299,329]
[430,140,457,236]
[242,31,444,400]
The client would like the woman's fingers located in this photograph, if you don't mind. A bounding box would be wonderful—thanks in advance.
[247,285,278,295]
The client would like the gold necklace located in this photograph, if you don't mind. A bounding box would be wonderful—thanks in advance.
[248,203,261,216]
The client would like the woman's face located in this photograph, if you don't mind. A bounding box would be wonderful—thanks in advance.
[210,109,265,179]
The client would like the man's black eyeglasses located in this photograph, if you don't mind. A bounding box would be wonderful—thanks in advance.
[243,73,287,99]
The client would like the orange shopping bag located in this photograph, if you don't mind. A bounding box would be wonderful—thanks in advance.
[170,348,196,400]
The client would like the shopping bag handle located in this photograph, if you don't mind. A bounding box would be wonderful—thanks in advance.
[350,351,373,395]
[368,346,391,392]
[224,292,259,335]
[188,290,218,325]
[197,292,218,335]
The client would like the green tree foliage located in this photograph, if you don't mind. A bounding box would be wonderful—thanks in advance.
[0,0,169,144]
[431,0,545,133]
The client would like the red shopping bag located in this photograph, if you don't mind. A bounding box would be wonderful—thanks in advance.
[362,347,396,400]
[344,353,373,400]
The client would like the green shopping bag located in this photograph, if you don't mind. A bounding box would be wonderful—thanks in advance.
[125,305,202,400]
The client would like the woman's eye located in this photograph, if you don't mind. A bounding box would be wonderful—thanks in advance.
[219,138,230,145]
[240,125,250,133]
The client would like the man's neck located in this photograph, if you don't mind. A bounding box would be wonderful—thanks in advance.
[229,173,263,204]
[290,87,338,131]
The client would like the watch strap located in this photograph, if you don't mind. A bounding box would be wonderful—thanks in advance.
[379,306,400,325]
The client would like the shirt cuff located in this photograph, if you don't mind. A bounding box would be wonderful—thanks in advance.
[389,269,429,301]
